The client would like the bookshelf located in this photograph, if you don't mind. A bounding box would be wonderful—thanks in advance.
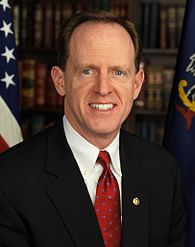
[13,0,186,143]
[123,0,187,144]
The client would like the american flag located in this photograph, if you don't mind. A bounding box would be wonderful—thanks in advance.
[0,0,23,153]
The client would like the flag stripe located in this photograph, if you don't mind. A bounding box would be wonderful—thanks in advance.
[0,134,9,153]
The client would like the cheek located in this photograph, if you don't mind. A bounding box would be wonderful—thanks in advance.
[67,84,89,109]
[120,86,135,113]
[118,83,135,101]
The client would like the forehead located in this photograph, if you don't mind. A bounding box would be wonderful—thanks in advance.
[69,22,135,57]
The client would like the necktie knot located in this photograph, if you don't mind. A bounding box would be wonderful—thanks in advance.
[97,151,111,170]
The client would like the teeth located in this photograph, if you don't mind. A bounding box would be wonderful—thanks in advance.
[90,103,114,111]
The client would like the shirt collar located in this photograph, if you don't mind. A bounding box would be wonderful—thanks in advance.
[63,115,122,177]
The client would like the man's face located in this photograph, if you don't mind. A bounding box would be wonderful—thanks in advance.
[53,22,144,147]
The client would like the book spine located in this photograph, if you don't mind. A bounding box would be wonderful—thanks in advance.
[43,3,53,48]
[160,4,167,49]
[176,5,185,47]
[149,2,160,48]
[163,68,174,111]
[167,5,177,49]
[20,1,28,47]
[35,63,47,107]
[153,69,163,111]
[54,3,61,45]
[26,0,34,47]
[141,2,151,48]
[61,3,73,21]
[34,3,43,48]
[21,59,36,108]
[146,67,156,110]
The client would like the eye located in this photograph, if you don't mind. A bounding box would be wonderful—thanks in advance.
[114,69,126,77]
[82,69,93,75]
[111,69,129,81]
[115,70,124,76]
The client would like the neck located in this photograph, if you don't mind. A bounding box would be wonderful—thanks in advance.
[65,115,119,149]
[81,132,118,150]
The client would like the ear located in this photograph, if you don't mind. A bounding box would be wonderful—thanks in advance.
[51,66,65,96]
[133,69,145,100]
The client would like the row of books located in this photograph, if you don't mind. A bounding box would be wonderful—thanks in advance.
[19,59,63,108]
[135,66,175,112]
[12,0,129,48]
[135,119,165,144]
[140,1,185,49]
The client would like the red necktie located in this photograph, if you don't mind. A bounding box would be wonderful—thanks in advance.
[94,151,121,247]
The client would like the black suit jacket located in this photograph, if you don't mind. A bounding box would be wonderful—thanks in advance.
[0,121,186,247]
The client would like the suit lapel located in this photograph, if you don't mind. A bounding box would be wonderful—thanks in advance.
[44,122,104,247]
[120,131,150,247]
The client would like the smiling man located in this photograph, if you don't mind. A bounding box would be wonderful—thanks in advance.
[0,10,186,247]
[51,20,143,149]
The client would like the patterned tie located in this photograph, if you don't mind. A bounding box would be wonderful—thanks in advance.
[94,151,121,247]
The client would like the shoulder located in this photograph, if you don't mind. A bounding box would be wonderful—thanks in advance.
[120,129,179,175]
[0,123,61,179]
[0,126,49,162]
[120,129,173,156]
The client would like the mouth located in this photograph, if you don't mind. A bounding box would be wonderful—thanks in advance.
[89,103,115,111]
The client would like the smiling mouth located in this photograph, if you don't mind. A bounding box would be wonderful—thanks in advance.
[89,103,114,111]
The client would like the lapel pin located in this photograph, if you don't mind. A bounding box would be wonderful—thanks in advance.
[133,197,140,206]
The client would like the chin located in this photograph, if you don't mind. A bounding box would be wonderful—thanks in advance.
[84,118,121,135]
[90,125,120,137]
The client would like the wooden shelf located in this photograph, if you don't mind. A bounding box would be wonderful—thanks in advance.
[143,48,178,56]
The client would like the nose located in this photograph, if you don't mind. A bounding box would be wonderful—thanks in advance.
[95,73,112,96]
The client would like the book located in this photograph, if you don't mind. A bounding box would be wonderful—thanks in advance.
[54,3,61,45]
[156,120,165,144]
[163,68,174,111]
[149,2,160,48]
[145,66,163,111]
[26,0,34,47]
[160,4,167,49]
[177,5,185,47]
[149,121,156,143]
[140,2,151,48]
[167,5,177,49]
[20,1,28,47]
[153,68,163,111]
[21,59,36,108]
[43,2,53,47]
[61,3,73,21]
[145,66,156,110]
[34,2,43,47]
[35,62,47,107]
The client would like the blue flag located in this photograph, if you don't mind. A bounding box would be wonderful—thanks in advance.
[163,0,195,245]
[0,0,23,152]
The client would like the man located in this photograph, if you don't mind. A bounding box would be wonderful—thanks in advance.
[0,10,186,247]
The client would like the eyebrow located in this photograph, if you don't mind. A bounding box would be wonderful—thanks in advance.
[74,63,131,73]
[74,63,99,71]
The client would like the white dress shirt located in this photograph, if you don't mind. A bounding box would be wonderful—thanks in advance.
[63,116,122,205]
